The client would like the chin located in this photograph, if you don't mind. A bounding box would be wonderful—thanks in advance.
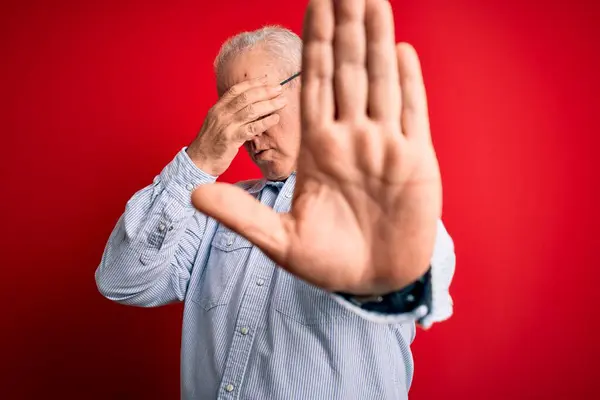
[259,162,293,182]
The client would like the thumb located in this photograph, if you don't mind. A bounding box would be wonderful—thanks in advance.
[191,182,292,264]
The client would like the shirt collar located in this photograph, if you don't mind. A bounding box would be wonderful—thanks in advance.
[246,171,296,194]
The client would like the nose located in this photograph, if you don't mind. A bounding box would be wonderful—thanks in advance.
[248,134,263,150]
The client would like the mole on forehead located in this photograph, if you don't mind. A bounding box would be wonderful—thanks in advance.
[221,59,281,93]
[225,71,277,91]
[242,63,276,80]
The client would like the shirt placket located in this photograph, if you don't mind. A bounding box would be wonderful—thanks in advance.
[217,182,293,399]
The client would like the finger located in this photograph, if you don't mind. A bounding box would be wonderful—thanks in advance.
[234,95,287,125]
[237,113,280,141]
[333,0,368,121]
[191,183,292,266]
[226,84,283,115]
[365,0,400,122]
[301,0,335,130]
[396,42,430,138]
[218,76,272,105]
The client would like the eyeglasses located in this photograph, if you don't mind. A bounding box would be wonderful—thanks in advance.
[279,71,301,86]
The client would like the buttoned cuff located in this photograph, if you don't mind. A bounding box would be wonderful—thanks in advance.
[419,222,455,328]
[159,147,218,206]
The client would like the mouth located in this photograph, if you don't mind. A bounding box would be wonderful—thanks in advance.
[254,149,269,159]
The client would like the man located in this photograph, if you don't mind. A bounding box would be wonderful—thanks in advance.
[95,0,456,398]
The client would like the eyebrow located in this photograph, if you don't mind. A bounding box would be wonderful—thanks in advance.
[279,72,301,86]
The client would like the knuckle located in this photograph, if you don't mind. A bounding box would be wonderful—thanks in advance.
[244,104,256,119]
[237,92,249,105]
[210,101,229,118]
[227,85,240,97]
[246,122,257,135]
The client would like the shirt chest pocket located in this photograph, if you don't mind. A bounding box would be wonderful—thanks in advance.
[273,269,353,326]
[192,226,253,311]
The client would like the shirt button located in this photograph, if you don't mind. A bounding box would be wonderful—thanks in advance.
[240,327,249,335]
[186,183,194,191]
[225,384,234,392]
[226,240,233,247]
[284,192,292,198]
[406,294,415,302]
[256,279,265,286]
[158,224,166,232]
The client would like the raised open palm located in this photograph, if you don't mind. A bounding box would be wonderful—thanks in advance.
[192,0,442,296]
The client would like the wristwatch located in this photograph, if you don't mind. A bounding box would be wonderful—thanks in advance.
[336,267,432,315]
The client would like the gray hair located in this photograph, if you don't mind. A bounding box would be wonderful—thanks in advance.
[213,25,302,95]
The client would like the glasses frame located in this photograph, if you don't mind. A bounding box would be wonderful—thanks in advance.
[279,71,301,86]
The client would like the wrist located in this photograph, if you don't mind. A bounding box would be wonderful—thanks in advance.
[186,144,225,176]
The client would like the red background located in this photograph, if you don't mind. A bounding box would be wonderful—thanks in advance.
[2,0,599,399]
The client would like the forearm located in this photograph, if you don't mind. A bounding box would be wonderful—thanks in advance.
[95,148,217,306]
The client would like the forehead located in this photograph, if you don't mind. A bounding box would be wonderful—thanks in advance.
[219,47,286,94]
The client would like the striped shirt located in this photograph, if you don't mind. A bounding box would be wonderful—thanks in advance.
[95,148,456,400]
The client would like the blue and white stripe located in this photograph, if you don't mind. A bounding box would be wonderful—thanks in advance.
[95,148,456,400]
